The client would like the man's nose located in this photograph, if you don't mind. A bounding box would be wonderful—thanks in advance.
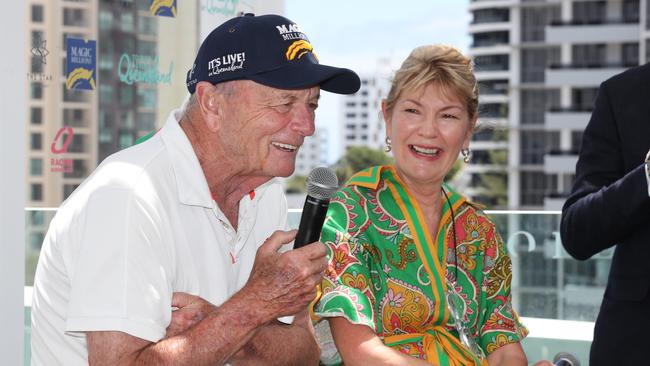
[291,104,316,137]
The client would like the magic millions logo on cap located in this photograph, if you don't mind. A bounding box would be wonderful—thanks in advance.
[286,40,317,62]
[66,37,96,91]
[150,0,177,17]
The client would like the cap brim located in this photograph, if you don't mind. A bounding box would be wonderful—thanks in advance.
[249,62,361,95]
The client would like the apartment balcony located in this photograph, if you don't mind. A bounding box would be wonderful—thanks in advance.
[545,106,592,130]
[546,19,639,44]
[544,149,579,174]
[468,0,517,11]
[469,21,510,34]
[546,63,631,87]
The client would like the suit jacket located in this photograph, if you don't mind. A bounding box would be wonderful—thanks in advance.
[561,63,650,365]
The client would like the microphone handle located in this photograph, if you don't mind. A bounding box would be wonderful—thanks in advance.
[294,195,329,249]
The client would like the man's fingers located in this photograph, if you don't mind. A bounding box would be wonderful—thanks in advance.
[171,292,196,308]
[294,241,328,259]
[260,229,298,253]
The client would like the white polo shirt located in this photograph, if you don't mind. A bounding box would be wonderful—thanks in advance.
[31,108,289,366]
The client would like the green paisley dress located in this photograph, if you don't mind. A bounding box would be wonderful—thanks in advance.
[313,166,528,365]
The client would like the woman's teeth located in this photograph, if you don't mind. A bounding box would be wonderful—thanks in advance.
[271,142,298,152]
[410,145,439,157]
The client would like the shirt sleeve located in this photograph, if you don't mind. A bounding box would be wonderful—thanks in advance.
[313,189,376,331]
[477,224,528,354]
[66,188,173,343]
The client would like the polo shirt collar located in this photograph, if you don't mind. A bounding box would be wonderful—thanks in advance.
[160,108,213,208]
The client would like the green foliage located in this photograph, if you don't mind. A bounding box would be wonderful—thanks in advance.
[285,175,307,193]
[334,146,393,184]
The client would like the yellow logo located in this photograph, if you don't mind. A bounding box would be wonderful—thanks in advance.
[65,68,95,90]
[285,40,318,62]
[150,0,177,17]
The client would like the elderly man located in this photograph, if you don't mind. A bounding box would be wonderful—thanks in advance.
[31,13,360,365]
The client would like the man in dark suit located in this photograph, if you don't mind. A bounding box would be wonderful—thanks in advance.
[561,63,650,365]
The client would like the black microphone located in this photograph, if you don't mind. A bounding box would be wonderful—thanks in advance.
[553,352,580,366]
[293,167,338,249]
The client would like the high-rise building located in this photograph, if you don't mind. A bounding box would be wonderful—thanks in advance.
[339,70,391,155]
[25,0,99,258]
[468,0,643,210]
[468,0,645,320]
[295,128,328,177]
[25,0,98,207]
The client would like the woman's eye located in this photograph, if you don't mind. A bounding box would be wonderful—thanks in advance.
[404,108,418,114]
[442,114,459,119]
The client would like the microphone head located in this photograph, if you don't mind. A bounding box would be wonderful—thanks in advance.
[306,167,338,200]
[553,352,580,366]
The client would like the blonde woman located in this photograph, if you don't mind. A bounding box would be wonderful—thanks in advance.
[314,45,536,366]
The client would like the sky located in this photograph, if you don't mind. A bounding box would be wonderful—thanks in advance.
[285,0,471,163]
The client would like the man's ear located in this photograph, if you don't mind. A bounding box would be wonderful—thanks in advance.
[195,81,223,132]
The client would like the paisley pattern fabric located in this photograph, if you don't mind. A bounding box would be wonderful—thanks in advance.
[313,166,527,365]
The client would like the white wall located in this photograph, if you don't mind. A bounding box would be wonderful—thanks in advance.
[0,2,26,364]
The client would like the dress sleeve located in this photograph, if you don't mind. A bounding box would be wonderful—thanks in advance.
[476,223,528,354]
[313,188,376,331]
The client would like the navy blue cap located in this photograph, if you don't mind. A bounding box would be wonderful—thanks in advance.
[186,13,360,95]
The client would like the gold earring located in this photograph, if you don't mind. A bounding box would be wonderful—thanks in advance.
[384,137,392,152]
[461,148,471,163]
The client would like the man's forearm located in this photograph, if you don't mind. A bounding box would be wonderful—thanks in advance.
[229,312,319,366]
[136,291,269,365]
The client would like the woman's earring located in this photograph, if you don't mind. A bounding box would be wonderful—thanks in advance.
[461,148,471,163]
[384,137,392,152]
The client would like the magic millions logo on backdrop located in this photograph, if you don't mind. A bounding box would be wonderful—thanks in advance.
[117,53,173,85]
[66,38,96,91]
[150,0,177,17]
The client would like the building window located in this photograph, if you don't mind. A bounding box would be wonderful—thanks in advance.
[472,31,509,48]
[99,10,113,30]
[520,171,549,206]
[31,133,42,150]
[99,84,113,103]
[119,130,134,148]
[572,44,606,67]
[63,184,78,200]
[30,158,43,176]
[31,56,43,73]
[479,103,508,119]
[121,12,134,32]
[31,183,43,202]
[31,30,44,48]
[472,8,509,24]
[120,86,134,106]
[32,4,44,22]
[345,113,357,118]
[520,131,559,165]
[137,40,156,55]
[573,1,606,24]
[622,43,639,67]
[63,8,87,27]
[31,82,43,99]
[521,7,560,42]
[571,88,598,110]
[31,107,43,125]
[521,47,560,82]
[521,89,559,124]
[473,54,509,72]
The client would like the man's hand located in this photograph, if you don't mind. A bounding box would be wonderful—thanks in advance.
[165,292,217,338]
[242,229,328,322]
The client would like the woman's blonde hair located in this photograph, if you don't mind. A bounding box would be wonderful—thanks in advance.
[384,45,478,120]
